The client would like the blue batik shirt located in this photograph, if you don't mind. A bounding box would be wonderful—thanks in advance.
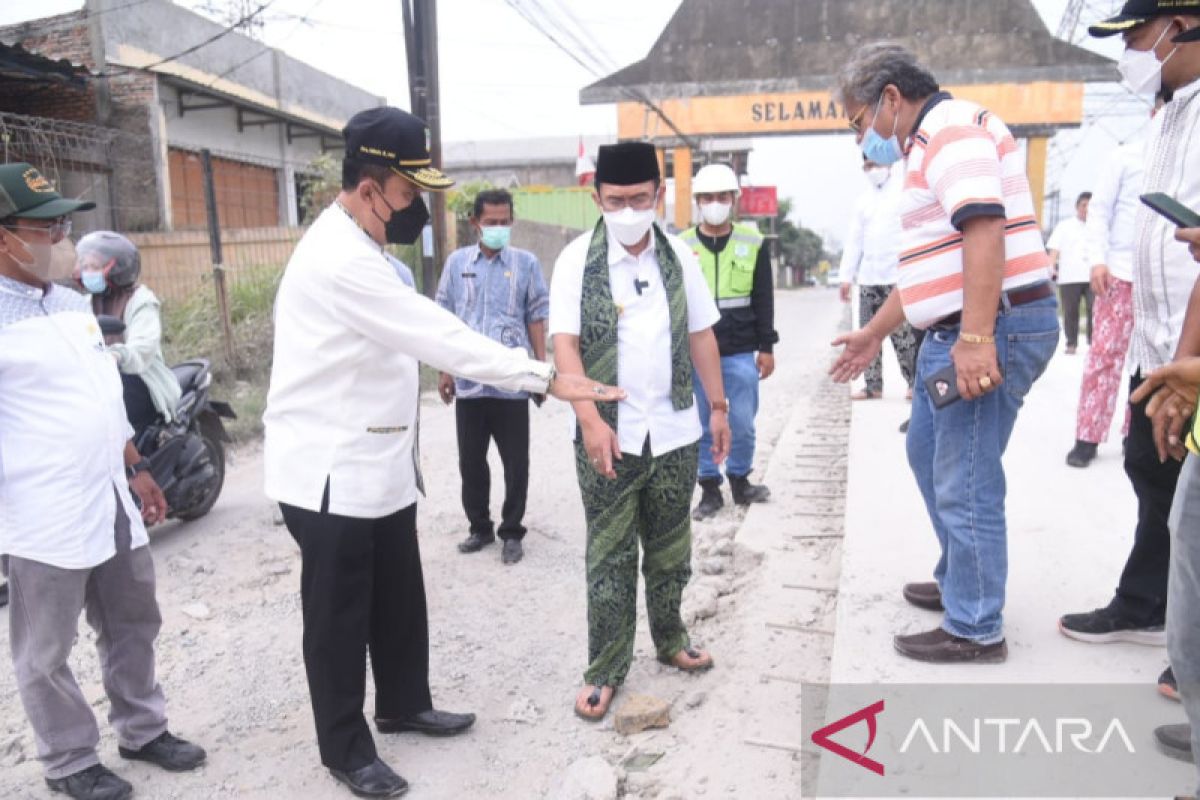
[436,243,549,399]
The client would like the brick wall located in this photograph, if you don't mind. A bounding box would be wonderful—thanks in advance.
[0,12,97,123]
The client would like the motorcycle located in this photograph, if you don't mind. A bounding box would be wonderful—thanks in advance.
[97,315,236,521]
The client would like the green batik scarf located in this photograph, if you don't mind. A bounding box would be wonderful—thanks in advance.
[578,218,693,431]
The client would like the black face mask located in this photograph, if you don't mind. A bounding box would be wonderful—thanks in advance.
[372,186,429,245]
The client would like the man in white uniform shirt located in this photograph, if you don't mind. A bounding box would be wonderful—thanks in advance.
[549,142,730,721]
[1061,0,1200,651]
[0,164,205,800]
[839,157,923,408]
[263,108,622,798]
[1047,192,1095,355]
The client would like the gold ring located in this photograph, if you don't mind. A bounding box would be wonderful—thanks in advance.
[979,375,993,389]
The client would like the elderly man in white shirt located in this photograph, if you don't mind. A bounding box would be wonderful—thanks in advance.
[1061,4,1200,652]
[549,142,731,722]
[839,157,924,406]
[0,163,205,800]
[1048,192,1095,355]
[263,107,622,800]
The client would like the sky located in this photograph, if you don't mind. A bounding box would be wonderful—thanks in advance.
[1,0,1136,248]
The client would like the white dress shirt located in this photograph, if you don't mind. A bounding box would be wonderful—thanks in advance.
[1047,216,1092,285]
[0,276,147,569]
[1131,82,1200,374]
[264,205,553,519]
[839,168,903,286]
[548,225,721,457]
[1086,135,1145,284]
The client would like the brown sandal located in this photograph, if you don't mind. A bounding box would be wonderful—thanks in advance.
[574,684,617,721]
[660,645,714,672]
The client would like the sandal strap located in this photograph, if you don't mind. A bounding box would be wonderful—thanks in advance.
[586,687,603,707]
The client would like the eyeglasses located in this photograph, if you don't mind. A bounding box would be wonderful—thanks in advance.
[5,218,71,242]
[598,192,657,212]
[847,104,869,134]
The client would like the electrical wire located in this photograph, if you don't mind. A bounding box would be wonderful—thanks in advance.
[98,0,279,77]
[202,0,326,88]
[502,0,697,149]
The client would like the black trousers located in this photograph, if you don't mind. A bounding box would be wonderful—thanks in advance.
[279,498,432,771]
[121,373,158,438]
[1115,374,1184,623]
[1060,282,1094,348]
[455,397,530,541]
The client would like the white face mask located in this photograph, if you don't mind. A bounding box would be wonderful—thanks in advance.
[5,230,76,283]
[603,207,657,247]
[865,166,891,189]
[699,201,733,227]
[1119,22,1177,95]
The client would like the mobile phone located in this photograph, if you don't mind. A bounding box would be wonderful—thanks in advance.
[1140,192,1200,228]
[924,365,961,409]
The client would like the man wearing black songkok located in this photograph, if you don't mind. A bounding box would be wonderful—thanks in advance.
[548,142,731,720]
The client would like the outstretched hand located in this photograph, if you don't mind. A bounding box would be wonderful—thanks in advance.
[829,328,882,384]
[1130,357,1200,462]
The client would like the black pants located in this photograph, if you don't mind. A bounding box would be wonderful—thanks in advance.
[1060,282,1094,348]
[455,398,530,541]
[1115,374,1184,623]
[121,373,158,438]
[279,498,432,771]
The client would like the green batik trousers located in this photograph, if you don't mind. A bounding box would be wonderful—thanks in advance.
[574,437,698,688]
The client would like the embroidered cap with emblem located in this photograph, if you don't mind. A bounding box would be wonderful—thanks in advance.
[1088,0,1200,37]
[343,107,455,191]
[0,163,95,220]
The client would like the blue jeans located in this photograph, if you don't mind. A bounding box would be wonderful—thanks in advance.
[695,352,760,481]
[1167,455,1200,796]
[906,295,1058,643]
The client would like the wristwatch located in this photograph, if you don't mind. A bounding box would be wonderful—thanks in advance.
[710,398,730,413]
[126,460,151,480]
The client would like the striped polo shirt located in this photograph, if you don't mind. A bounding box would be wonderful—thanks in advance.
[896,93,1051,328]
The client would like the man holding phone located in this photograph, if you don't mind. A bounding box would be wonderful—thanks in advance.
[1060,0,1200,651]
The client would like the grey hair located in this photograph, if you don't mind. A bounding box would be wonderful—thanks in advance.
[835,42,940,107]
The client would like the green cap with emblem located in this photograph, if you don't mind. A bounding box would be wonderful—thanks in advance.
[0,163,95,220]
[1089,0,1200,37]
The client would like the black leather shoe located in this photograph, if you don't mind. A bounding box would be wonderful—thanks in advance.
[902,582,943,611]
[46,764,133,800]
[894,627,1007,664]
[375,709,476,737]
[692,478,723,521]
[118,731,206,772]
[729,474,770,505]
[328,758,409,798]
[457,533,495,554]
[501,539,523,565]
[1156,723,1194,763]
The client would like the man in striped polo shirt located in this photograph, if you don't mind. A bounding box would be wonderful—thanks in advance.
[831,43,1060,664]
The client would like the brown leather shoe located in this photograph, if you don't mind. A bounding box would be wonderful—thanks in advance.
[902,582,943,611]
[894,627,1007,664]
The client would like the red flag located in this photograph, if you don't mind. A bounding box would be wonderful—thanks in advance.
[575,136,595,186]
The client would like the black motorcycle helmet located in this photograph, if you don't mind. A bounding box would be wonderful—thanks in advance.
[75,230,141,292]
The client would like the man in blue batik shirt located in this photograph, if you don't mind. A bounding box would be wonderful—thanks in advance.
[436,188,549,565]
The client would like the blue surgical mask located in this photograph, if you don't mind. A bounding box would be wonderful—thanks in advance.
[81,271,107,294]
[480,225,511,251]
[860,94,904,166]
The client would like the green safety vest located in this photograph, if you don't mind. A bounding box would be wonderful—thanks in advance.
[678,222,763,310]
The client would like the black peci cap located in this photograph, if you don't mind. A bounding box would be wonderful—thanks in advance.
[594,142,660,186]
[342,106,454,191]
[1089,0,1200,37]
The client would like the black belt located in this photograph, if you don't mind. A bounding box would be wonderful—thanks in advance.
[930,282,1054,330]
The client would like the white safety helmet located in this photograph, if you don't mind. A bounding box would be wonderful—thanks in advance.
[692,163,739,196]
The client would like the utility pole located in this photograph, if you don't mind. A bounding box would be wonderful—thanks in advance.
[402,0,445,298]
